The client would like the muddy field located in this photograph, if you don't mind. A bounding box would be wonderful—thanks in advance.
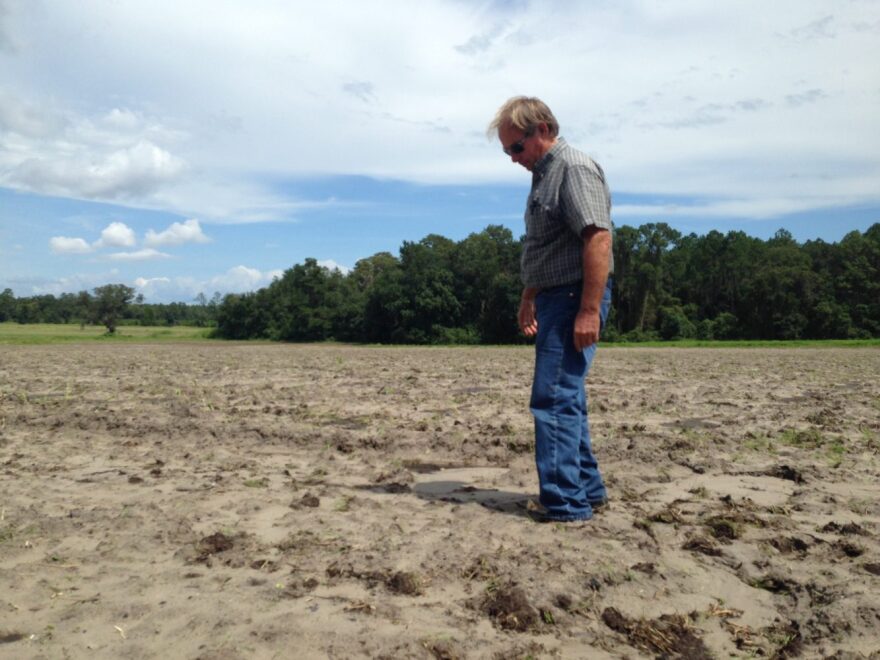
[1,343,879,659]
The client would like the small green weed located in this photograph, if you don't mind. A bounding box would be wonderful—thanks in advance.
[827,440,847,467]
[743,434,775,453]
[779,428,825,449]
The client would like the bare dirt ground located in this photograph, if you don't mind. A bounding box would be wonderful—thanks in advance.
[1,343,879,659]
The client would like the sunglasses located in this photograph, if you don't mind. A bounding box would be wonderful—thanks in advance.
[503,128,534,156]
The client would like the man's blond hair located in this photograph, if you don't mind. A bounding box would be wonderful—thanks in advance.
[487,96,560,138]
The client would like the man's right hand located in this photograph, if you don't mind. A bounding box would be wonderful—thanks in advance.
[518,296,538,337]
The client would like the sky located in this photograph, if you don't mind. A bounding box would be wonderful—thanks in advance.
[1,0,879,303]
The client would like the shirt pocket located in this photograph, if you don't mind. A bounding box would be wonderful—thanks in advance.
[527,195,558,240]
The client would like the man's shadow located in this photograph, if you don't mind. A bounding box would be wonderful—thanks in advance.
[357,481,533,519]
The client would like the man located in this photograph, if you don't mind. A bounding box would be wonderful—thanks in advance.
[489,96,614,523]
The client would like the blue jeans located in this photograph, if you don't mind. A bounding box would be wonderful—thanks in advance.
[530,279,612,521]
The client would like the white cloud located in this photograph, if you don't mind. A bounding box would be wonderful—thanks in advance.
[95,221,136,248]
[49,236,92,254]
[317,259,351,274]
[144,218,210,247]
[8,140,185,200]
[614,197,842,222]
[107,248,171,262]
[130,266,282,302]
[209,265,268,292]
[134,276,171,288]
[25,269,123,297]
[0,0,878,222]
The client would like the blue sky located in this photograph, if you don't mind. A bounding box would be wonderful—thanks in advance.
[1,1,879,303]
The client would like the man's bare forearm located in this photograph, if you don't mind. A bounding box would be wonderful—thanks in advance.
[580,227,611,312]
[521,286,539,301]
[572,227,611,350]
[518,287,540,336]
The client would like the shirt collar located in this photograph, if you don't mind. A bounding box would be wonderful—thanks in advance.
[532,137,566,179]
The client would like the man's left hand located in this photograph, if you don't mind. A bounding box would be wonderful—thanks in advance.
[573,310,601,351]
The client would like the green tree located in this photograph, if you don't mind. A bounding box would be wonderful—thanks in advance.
[612,222,681,334]
[0,288,14,322]
[260,259,354,341]
[360,253,405,343]
[92,284,136,334]
[396,236,461,343]
[454,225,522,343]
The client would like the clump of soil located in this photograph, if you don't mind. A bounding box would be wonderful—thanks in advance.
[765,465,805,483]
[601,607,711,659]
[821,521,869,536]
[750,574,798,595]
[290,492,320,508]
[768,536,810,555]
[462,554,500,582]
[682,535,723,556]
[425,638,466,660]
[480,585,539,632]
[649,506,684,524]
[704,516,742,541]
[182,531,261,568]
[834,541,865,558]
[386,571,423,596]
[197,532,234,557]
[763,620,803,657]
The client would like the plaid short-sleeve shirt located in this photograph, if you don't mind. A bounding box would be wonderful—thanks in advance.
[520,138,614,289]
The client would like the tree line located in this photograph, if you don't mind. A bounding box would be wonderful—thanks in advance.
[213,222,880,342]
[3,222,878,341]
[0,286,221,331]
